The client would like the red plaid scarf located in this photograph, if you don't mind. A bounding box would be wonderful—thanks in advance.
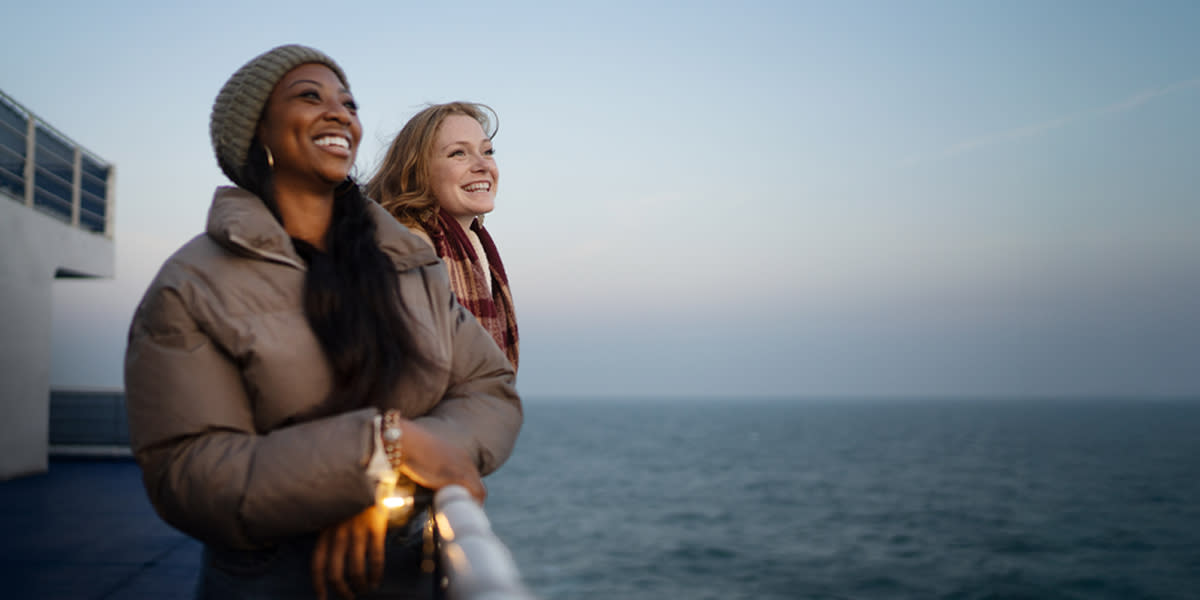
[418,210,519,371]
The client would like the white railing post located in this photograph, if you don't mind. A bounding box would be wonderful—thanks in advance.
[104,164,116,238]
[71,146,82,227]
[23,112,35,208]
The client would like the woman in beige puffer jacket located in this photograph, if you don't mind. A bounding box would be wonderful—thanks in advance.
[124,45,521,600]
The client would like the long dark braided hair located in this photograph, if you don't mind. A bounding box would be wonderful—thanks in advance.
[242,139,429,413]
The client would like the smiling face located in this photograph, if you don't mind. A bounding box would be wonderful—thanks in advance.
[256,63,362,190]
[428,114,498,228]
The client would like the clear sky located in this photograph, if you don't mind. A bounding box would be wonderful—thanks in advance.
[5,0,1198,398]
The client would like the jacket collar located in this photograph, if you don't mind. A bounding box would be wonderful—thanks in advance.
[207,186,440,271]
[366,199,442,271]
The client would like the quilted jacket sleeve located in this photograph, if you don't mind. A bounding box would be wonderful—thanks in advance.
[124,282,379,550]
[411,291,523,477]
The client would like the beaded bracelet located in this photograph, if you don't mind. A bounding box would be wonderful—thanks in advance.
[381,409,405,471]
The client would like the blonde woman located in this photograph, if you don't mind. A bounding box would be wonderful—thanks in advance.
[367,103,519,371]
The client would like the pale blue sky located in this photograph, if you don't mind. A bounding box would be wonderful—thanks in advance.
[5,0,1198,397]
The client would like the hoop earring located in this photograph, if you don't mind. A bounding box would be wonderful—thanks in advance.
[264,146,275,169]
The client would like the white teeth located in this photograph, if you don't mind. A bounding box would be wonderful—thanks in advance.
[314,136,349,149]
[463,182,491,192]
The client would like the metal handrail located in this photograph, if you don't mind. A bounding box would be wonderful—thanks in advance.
[0,90,109,167]
[0,87,113,237]
[433,485,538,600]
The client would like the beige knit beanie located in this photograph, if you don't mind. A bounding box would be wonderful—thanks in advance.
[210,44,349,188]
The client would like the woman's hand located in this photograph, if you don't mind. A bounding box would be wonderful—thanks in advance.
[311,503,388,600]
[396,419,487,503]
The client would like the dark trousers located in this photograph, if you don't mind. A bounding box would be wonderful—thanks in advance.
[194,514,433,600]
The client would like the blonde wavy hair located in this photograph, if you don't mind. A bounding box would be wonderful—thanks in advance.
[367,102,497,226]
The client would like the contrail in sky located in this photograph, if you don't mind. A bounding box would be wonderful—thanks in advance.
[900,78,1200,167]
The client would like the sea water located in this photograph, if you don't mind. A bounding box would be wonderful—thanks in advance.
[484,397,1200,600]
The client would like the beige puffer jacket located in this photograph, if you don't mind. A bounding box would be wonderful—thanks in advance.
[124,186,521,550]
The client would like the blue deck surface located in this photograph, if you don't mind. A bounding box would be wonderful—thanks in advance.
[0,458,200,599]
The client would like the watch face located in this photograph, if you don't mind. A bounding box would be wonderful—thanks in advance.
[384,428,402,442]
